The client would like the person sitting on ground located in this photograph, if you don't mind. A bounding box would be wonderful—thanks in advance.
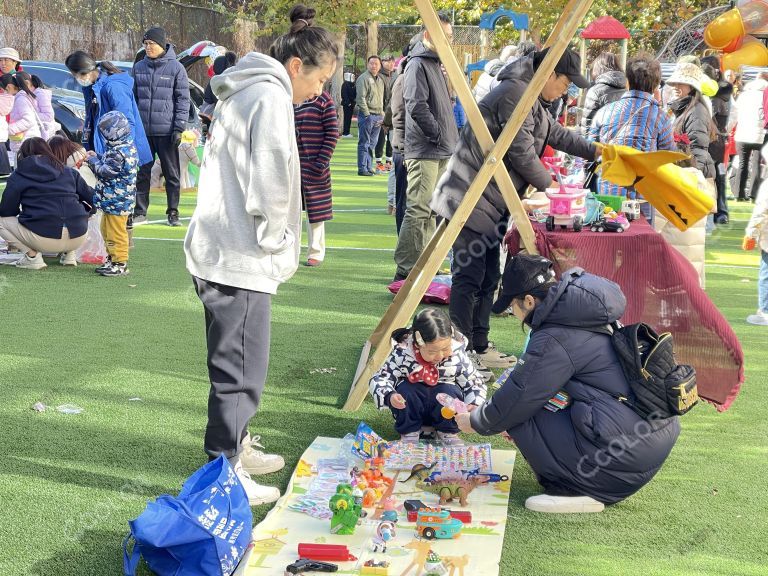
[0,137,93,269]
[369,308,487,445]
[86,111,140,277]
[456,255,681,513]
[431,47,598,382]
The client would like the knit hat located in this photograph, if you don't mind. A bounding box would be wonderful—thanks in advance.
[143,26,167,48]
[0,47,21,62]
[666,62,704,93]
[491,255,557,314]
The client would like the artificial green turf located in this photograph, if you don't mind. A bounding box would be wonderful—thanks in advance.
[1,139,767,575]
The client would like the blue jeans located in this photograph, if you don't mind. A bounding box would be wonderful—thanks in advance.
[760,249,768,313]
[357,113,382,173]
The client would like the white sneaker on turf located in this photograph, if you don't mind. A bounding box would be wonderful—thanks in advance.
[234,461,281,506]
[468,351,493,383]
[240,434,285,475]
[15,252,46,270]
[524,494,605,514]
[59,251,77,266]
[476,342,517,368]
[746,310,768,326]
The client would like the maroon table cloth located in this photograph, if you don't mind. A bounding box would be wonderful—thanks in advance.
[506,217,744,411]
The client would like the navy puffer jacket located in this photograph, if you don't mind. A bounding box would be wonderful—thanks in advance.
[132,44,190,136]
[470,269,680,504]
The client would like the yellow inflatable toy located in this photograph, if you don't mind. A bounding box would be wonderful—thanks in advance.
[704,1,768,67]
[599,144,715,231]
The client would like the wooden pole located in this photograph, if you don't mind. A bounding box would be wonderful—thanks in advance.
[343,0,595,411]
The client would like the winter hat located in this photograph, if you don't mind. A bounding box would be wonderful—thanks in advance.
[666,62,704,93]
[0,47,20,62]
[491,255,557,314]
[143,26,167,48]
[98,110,131,143]
[499,44,518,63]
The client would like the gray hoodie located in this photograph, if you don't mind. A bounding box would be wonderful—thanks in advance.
[184,52,301,294]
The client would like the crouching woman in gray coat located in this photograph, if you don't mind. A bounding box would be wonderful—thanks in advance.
[456,255,680,513]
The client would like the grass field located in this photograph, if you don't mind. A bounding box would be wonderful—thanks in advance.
[1,138,766,575]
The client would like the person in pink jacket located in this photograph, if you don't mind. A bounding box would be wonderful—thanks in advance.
[28,75,55,139]
[0,72,42,164]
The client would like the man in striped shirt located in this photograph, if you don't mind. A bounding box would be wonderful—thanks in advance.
[588,53,676,198]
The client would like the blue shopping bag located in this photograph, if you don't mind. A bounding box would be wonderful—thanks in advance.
[123,455,253,576]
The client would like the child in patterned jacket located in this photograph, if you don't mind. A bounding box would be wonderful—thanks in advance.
[86,110,139,277]
[369,308,487,444]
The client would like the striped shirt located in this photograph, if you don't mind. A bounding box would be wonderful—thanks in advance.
[588,90,675,196]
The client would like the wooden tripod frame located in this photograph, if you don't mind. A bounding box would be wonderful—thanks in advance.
[343,0,595,411]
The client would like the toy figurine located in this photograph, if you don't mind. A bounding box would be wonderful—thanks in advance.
[544,182,587,232]
[381,497,399,522]
[402,464,489,507]
[361,559,390,575]
[370,520,397,553]
[435,393,468,420]
[329,484,363,535]
[423,550,448,575]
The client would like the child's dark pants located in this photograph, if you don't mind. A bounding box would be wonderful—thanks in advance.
[390,381,462,435]
[192,276,271,462]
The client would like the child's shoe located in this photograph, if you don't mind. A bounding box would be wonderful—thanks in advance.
[60,251,78,266]
[240,433,285,475]
[436,431,464,446]
[99,261,129,276]
[233,460,281,506]
[400,431,421,444]
[15,252,46,270]
[95,256,112,273]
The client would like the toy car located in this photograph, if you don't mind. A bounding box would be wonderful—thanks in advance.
[545,186,587,232]
[415,508,464,540]
[590,218,627,233]
[404,499,471,523]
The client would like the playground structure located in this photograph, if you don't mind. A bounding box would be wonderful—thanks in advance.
[465,8,530,82]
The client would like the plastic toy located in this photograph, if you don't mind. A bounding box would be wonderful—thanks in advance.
[424,550,448,576]
[416,508,464,540]
[380,497,399,522]
[384,442,493,473]
[465,468,509,483]
[704,2,768,68]
[436,393,469,419]
[620,199,641,222]
[297,543,357,562]
[329,484,363,535]
[352,422,389,460]
[285,558,338,573]
[544,185,587,232]
[361,559,390,575]
[370,520,397,553]
[404,500,472,524]
[590,208,630,233]
[403,464,489,507]
[401,539,437,576]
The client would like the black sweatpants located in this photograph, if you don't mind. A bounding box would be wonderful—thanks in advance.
[192,276,271,461]
[390,380,462,435]
[449,222,507,352]
[393,149,408,234]
[135,134,181,216]
[342,104,354,136]
[734,141,762,201]
[375,127,392,160]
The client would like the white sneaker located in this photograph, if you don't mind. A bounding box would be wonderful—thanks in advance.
[240,434,285,475]
[525,494,605,514]
[476,342,517,368]
[468,351,493,383]
[15,252,46,270]
[436,431,464,446]
[746,310,768,326]
[234,461,281,506]
[60,251,77,266]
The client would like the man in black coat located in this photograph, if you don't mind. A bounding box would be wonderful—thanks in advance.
[393,13,458,281]
[133,26,190,226]
[457,256,680,512]
[340,72,356,137]
[431,48,599,374]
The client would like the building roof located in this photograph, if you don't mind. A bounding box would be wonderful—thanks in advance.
[581,16,631,40]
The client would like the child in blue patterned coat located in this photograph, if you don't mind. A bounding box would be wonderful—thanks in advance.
[369,308,487,444]
[86,110,139,276]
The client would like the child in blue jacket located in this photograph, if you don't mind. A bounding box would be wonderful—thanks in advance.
[86,110,139,276]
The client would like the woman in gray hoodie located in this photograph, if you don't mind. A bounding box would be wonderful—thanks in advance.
[184,4,339,507]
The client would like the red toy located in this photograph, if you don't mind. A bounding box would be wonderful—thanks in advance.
[298,543,357,562]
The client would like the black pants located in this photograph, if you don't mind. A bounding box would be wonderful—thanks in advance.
[714,170,729,222]
[375,128,392,160]
[342,104,354,136]
[390,380,461,435]
[0,141,11,175]
[735,141,762,201]
[135,134,181,216]
[449,222,506,352]
[393,149,408,234]
[192,276,271,461]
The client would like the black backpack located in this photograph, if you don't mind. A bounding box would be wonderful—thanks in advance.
[609,322,699,419]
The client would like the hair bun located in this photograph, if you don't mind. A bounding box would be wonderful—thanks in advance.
[289,4,316,32]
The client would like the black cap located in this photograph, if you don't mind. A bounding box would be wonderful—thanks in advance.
[535,47,590,89]
[491,255,557,314]
[143,26,167,48]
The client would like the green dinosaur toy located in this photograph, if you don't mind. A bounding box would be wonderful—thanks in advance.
[329,483,363,535]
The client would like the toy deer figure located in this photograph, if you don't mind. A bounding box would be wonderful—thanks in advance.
[399,539,433,576]
[443,554,470,576]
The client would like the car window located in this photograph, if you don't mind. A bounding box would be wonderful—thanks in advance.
[24,66,81,92]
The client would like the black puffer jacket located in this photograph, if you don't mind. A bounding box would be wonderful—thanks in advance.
[403,41,458,160]
[708,80,733,167]
[580,70,627,135]
[470,269,681,504]
[670,95,716,178]
[133,44,190,136]
[430,55,597,237]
